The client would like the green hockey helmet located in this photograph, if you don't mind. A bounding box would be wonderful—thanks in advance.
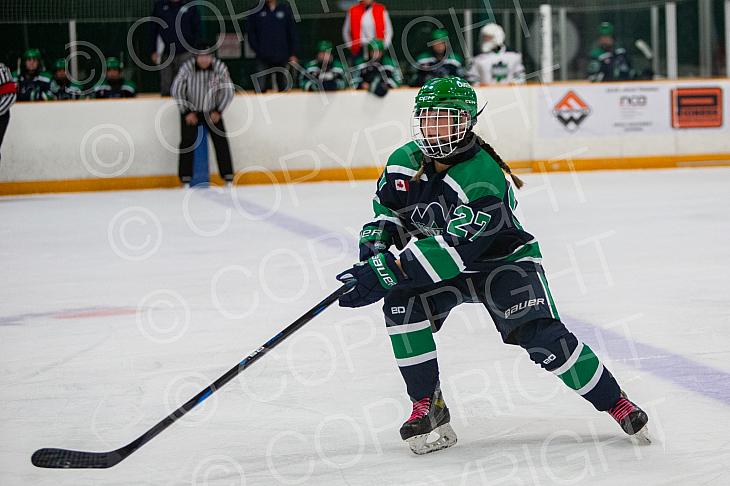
[367,38,385,52]
[411,77,479,158]
[599,22,614,36]
[53,58,67,71]
[105,57,123,70]
[23,48,42,60]
[431,29,450,42]
[316,40,333,52]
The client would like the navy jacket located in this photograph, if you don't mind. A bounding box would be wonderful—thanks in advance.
[246,2,298,64]
[149,0,201,55]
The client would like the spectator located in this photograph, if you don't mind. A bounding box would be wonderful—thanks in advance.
[13,48,53,101]
[352,39,401,97]
[94,58,137,99]
[342,0,393,59]
[171,42,235,185]
[50,58,85,100]
[587,22,636,82]
[0,62,16,159]
[247,0,298,93]
[468,23,525,85]
[300,40,347,92]
[149,0,200,96]
[409,29,466,87]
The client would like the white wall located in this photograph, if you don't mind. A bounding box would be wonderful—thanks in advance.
[1,80,728,184]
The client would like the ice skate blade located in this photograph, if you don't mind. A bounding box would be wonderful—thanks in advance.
[406,423,457,455]
[631,425,651,445]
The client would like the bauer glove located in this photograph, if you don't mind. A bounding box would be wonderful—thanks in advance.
[336,252,404,308]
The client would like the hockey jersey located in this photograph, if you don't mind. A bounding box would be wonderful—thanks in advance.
[360,138,541,288]
[300,58,347,91]
[468,46,525,85]
[409,52,465,87]
[13,69,53,101]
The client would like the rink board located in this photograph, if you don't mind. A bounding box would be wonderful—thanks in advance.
[0,79,729,195]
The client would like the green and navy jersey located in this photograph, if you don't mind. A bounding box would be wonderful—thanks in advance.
[361,140,541,287]
[50,79,85,100]
[351,54,402,89]
[300,58,347,91]
[94,78,137,99]
[409,51,465,87]
[12,69,53,101]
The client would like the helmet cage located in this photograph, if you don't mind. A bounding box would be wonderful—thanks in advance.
[411,106,472,158]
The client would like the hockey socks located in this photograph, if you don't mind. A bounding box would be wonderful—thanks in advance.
[514,318,621,411]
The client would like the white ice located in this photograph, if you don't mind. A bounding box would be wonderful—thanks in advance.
[2,168,730,485]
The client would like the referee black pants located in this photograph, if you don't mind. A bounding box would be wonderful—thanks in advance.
[179,113,233,183]
[0,112,9,161]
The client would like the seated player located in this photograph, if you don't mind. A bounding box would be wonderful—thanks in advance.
[336,77,650,455]
[409,29,466,87]
[94,57,137,99]
[300,40,347,92]
[587,22,636,82]
[468,23,525,85]
[13,48,53,101]
[50,58,85,100]
[351,39,401,97]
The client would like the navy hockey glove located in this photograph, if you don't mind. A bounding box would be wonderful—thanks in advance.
[336,252,404,308]
[358,226,392,261]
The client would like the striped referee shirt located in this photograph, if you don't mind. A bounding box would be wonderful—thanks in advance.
[171,57,234,115]
[0,63,17,116]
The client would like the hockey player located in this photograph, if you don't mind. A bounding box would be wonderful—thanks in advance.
[300,40,347,92]
[351,39,401,98]
[468,23,525,85]
[409,29,466,87]
[336,77,649,454]
[49,59,85,100]
[13,48,53,101]
[587,22,636,82]
[94,58,137,99]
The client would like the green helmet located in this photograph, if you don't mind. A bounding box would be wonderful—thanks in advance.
[411,77,478,158]
[367,38,385,52]
[599,21,614,36]
[53,58,67,71]
[23,48,42,60]
[106,57,123,70]
[316,40,333,52]
[431,29,450,42]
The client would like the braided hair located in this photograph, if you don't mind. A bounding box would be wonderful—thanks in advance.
[474,135,524,189]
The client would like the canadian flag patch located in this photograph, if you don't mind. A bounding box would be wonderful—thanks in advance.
[395,179,408,192]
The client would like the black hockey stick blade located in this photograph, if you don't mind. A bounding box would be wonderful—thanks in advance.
[31,280,356,469]
[31,448,124,469]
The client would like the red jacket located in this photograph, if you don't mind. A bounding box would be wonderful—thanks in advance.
[348,2,387,55]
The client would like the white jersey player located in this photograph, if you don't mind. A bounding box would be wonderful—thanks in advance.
[468,23,525,85]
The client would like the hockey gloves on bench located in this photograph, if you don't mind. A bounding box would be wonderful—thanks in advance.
[337,252,404,308]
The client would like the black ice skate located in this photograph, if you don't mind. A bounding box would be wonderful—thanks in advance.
[399,390,457,454]
[608,391,650,444]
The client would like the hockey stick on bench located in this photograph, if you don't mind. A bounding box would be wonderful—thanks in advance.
[31,279,357,469]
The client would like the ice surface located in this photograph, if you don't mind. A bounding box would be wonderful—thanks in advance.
[2,168,730,485]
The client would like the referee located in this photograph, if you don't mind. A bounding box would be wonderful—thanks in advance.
[0,62,17,161]
[171,41,235,185]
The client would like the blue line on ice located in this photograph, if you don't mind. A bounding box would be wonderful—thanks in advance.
[209,188,730,408]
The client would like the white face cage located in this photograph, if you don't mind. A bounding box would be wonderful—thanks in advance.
[411,106,471,159]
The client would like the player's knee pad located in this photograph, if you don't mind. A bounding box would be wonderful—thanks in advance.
[512,318,579,372]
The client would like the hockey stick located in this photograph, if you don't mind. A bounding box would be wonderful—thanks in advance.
[31,279,357,469]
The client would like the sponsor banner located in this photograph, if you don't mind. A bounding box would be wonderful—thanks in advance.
[671,86,723,128]
[538,84,671,137]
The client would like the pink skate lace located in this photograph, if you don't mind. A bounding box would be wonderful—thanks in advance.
[407,397,431,422]
[608,397,637,423]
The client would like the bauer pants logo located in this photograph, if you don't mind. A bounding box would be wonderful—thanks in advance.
[505,298,546,318]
